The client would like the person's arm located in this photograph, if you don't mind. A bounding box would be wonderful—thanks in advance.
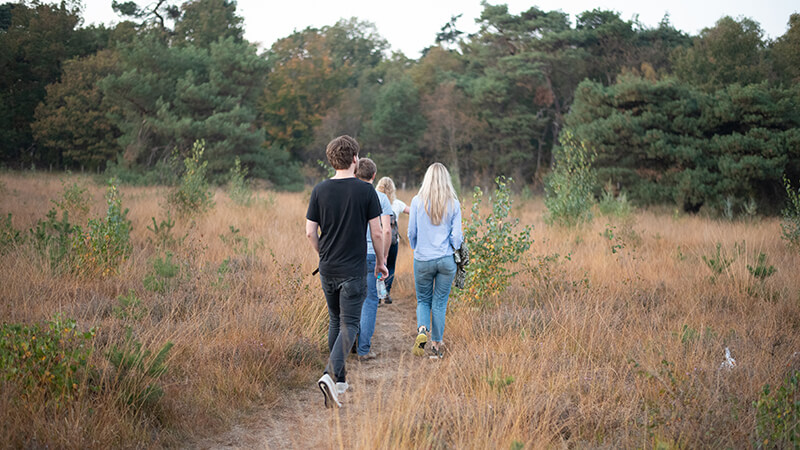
[403,205,410,214]
[305,219,320,253]
[407,199,417,250]
[450,203,464,250]
[369,216,389,278]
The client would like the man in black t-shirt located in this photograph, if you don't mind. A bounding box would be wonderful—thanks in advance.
[305,135,389,409]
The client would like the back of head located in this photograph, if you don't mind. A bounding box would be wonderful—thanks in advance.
[376,177,396,202]
[356,157,376,182]
[326,135,360,170]
[418,162,457,226]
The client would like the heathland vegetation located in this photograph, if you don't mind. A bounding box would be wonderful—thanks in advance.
[2,0,800,447]
[1,169,799,447]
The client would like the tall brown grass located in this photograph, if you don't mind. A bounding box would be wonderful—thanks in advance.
[1,172,798,448]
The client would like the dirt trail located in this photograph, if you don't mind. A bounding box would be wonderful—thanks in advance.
[194,294,421,449]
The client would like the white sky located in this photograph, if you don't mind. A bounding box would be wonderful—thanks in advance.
[79,0,799,58]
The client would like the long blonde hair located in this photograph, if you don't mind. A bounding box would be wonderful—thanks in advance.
[376,177,397,203]
[418,163,457,226]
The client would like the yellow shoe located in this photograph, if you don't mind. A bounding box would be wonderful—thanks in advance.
[412,331,427,356]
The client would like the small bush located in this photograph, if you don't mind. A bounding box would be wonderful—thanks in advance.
[167,140,215,217]
[30,208,79,273]
[146,211,184,249]
[104,153,180,186]
[143,251,181,293]
[0,316,96,403]
[460,176,533,305]
[597,182,633,219]
[780,176,800,251]
[544,130,597,227]
[747,252,776,281]
[754,370,799,448]
[107,330,173,410]
[0,213,22,253]
[227,157,253,206]
[73,179,132,277]
[52,176,91,219]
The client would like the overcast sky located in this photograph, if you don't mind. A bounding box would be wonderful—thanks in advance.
[79,0,799,57]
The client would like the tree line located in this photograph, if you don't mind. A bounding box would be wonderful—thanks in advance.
[1,0,798,211]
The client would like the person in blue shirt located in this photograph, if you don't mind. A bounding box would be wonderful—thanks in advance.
[408,162,463,359]
[354,158,393,360]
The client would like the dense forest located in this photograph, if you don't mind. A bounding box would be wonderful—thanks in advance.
[1,0,799,211]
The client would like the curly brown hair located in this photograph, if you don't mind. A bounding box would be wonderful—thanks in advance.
[326,135,360,170]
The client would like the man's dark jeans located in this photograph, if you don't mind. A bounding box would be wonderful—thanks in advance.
[319,274,366,383]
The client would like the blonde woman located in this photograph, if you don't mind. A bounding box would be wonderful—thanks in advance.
[376,176,410,304]
[408,163,463,359]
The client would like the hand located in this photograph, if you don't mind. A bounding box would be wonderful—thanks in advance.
[375,262,389,279]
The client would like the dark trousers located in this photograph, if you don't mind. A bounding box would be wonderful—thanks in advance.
[386,241,398,293]
[319,274,366,383]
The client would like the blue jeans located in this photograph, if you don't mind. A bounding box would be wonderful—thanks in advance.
[319,274,366,383]
[358,253,379,355]
[413,255,457,342]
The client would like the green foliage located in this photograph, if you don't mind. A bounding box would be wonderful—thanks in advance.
[701,242,743,282]
[0,316,96,402]
[781,176,800,251]
[567,76,800,213]
[104,152,180,186]
[754,370,800,448]
[747,253,776,281]
[73,179,132,277]
[597,182,633,219]
[52,177,91,218]
[113,290,146,322]
[0,213,22,253]
[146,211,183,249]
[107,289,173,410]
[167,140,215,217]
[227,157,252,206]
[672,16,769,90]
[219,225,258,257]
[32,50,122,171]
[143,252,181,293]
[460,177,533,305]
[485,367,515,393]
[544,131,597,227]
[107,329,173,409]
[30,208,79,273]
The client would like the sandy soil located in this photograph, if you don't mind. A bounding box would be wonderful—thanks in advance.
[192,293,425,449]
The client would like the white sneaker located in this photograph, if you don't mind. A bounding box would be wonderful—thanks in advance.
[336,382,349,395]
[318,373,341,408]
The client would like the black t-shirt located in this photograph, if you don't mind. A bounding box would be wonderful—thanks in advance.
[306,178,382,278]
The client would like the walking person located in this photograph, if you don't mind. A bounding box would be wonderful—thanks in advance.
[355,158,393,360]
[305,136,388,408]
[408,163,462,359]
[376,176,410,304]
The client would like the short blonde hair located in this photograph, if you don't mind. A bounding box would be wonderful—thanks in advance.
[376,177,396,203]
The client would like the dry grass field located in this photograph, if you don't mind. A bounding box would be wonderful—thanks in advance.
[1,171,798,448]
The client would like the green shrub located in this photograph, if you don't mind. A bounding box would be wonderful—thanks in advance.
[701,241,743,282]
[52,176,91,218]
[0,213,22,253]
[73,179,132,277]
[146,211,184,249]
[143,251,181,293]
[227,157,253,206]
[754,370,799,448]
[460,176,533,305]
[30,208,79,273]
[108,291,173,411]
[0,316,96,402]
[104,153,180,186]
[167,140,215,217]
[107,330,173,410]
[780,176,800,251]
[544,130,597,227]
[747,252,776,281]
[597,182,633,219]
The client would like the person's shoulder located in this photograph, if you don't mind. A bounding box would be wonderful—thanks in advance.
[376,190,390,202]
